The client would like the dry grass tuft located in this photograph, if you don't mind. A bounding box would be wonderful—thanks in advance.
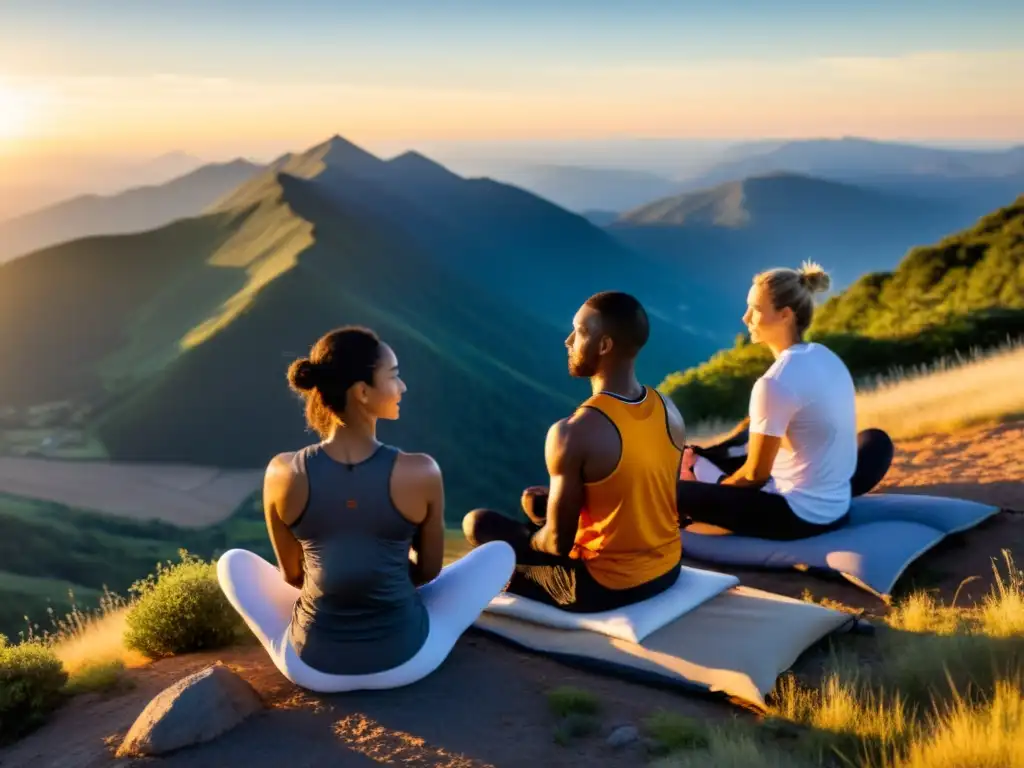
[52,606,149,675]
[979,551,1024,638]
[882,679,1024,768]
[855,343,1024,439]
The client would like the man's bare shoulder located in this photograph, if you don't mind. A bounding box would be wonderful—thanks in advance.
[657,391,687,450]
[550,404,619,453]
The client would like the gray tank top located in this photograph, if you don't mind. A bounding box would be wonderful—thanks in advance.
[287,442,429,675]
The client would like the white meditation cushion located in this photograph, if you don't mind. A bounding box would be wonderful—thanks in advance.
[483,565,739,643]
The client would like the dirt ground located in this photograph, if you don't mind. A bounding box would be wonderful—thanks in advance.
[0,457,261,527]
[1,423,1022,768]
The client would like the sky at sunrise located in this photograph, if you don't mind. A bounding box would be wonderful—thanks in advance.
[0,0,1022,166]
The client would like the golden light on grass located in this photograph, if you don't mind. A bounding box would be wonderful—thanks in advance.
[855,344,1024,439]
[52,606,149,675]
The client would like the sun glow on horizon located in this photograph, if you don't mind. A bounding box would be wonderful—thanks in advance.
[0,82,36,143]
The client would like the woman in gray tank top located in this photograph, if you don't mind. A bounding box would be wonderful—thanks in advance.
[217,326,514,691]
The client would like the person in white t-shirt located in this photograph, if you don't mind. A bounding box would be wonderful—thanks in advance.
[677,261,892,539]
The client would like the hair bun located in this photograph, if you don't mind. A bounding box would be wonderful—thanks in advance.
[797,260,831,294]
[288,358,320,391]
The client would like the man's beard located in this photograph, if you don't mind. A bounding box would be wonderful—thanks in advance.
[568,351,598,378]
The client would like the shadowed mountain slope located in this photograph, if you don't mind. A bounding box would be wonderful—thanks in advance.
[2,137,716,519]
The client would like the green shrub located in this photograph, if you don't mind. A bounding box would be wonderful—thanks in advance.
[547,685,602,718]
[643,710,710,752]
[64,659,130,696]
[123,550,244,658]
[0,634,68,744]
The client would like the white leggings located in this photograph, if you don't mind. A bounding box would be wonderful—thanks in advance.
[216,541,515,693]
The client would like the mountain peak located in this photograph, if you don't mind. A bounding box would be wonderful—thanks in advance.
[387,151,461,182]
[317,134,382,166]
[269,135,385,182]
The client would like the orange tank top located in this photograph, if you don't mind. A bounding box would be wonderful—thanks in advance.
[569,387,683,589]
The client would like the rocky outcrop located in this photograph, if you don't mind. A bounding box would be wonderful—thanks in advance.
[116,662,263,758]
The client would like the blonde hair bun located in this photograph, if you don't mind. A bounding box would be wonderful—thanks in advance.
[797,260,831,294]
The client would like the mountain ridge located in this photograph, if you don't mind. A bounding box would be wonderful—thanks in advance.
[0,159,264,265]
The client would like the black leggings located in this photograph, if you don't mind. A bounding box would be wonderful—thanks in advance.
[679,427,895,541]
[462,508,681,613]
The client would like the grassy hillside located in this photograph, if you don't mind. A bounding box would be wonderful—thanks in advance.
[660,194,1024,423]
[0,211,246,407]
[0,160,262,265]
[0,490,269,638]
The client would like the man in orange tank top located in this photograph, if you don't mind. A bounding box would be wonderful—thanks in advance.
[462,292,687,612]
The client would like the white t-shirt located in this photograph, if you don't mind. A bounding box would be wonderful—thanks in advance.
[748,342,857,524]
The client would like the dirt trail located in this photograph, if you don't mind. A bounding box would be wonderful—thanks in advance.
[1,423,1021,767]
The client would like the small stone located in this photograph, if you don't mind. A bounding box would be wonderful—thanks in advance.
[606,724,639,748]
[116,662,263,757]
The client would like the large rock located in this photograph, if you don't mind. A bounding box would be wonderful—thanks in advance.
[116,662,264,758]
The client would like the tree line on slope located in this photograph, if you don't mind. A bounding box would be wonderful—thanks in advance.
[660,195,1024,424]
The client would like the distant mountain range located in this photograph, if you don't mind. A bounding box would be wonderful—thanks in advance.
[0,160,263,264]
[0,150,211,224]
[479,137,1023,217]
[687,137,1024,187]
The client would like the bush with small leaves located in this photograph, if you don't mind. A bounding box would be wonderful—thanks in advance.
[0,634,69,744]
[123,550,244,659]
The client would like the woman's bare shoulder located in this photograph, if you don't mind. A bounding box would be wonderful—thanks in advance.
[265,451,300,483]
[393,450,442,486]
[264,451,308,523]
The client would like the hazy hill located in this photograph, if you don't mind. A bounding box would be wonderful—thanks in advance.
[0,136,715,519]
[659,194,1024,423]
[0,159,263,264]
[0,150,210,224]
[687,138,1024,187]
[616,172,937,229]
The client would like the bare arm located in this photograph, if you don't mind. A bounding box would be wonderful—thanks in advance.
[407,455,445,586]
[719,432,780,487]
[263,454,306,589]
[720,377,791,487]
[529,419,586,557]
